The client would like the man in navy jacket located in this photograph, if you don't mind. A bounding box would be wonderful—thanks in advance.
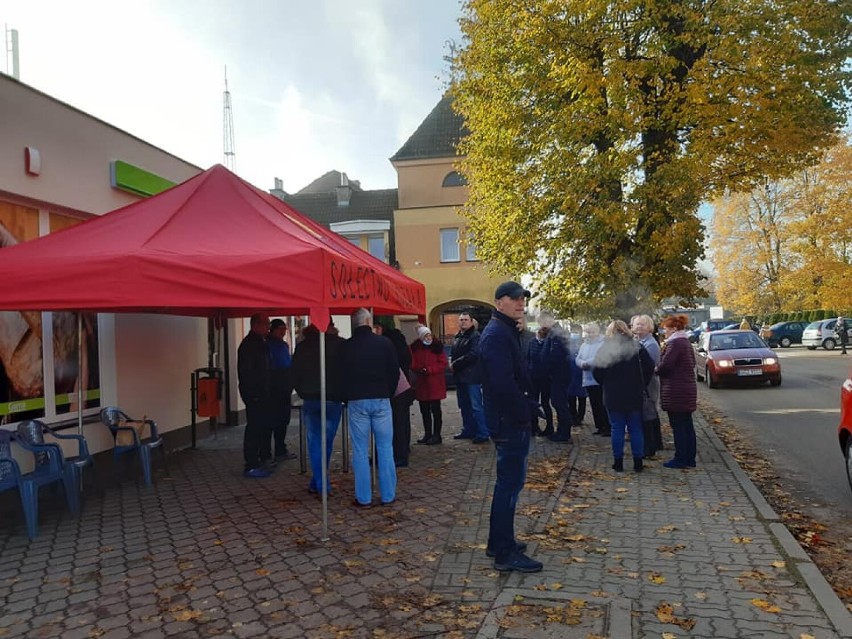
[479,281,542,573]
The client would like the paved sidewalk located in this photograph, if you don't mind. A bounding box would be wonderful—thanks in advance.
[1,396,850,638]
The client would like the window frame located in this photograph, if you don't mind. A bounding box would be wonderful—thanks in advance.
[440,227,461,263]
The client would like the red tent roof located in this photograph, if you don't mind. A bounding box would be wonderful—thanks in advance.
[0,165,425,328]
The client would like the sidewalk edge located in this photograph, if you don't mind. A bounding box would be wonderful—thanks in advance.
[697,411,852,637]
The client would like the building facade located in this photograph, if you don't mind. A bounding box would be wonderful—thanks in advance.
[0,74,206,455]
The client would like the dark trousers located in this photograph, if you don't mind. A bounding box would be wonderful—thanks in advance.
[243,398,271,471]
[668,411,696,466]
[531,379,553,433]
[643,417,662,457]
[569,395,586,425]
[262,395,292,460]
[586,385,609,434]
[418,400,442,438]
[550,382,571,436]
[488,427,531,561]
[392,390,414,464]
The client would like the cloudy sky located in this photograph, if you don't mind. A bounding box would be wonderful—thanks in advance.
[2,1,463,192]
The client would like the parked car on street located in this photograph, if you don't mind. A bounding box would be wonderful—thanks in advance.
[688,319,729,344]
[695,329,782,388]
[803,318,838,350]
[839,369,852,494]
[759,321,807,348]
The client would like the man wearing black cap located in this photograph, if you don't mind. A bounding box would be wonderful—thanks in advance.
[479,280,543,572]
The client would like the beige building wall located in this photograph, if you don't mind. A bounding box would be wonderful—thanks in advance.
[392,156,504,336]
[0,76,207,454]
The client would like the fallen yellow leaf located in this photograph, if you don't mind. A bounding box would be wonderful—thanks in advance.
[772,560,786,569]
[255,568,269,576]
[663,633,677,639]
[648,572,666,584]
[751,598,781,614]
[731,536,752,544]
[656,525,678,534]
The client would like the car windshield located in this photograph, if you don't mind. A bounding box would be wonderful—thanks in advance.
[709,333,765,351]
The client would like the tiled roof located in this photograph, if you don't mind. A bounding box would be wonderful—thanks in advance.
[297,170,362,194]
[275,188,400,263]
[390,94,468,162]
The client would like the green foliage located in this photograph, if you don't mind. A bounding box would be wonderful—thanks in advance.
[452,0,851,316]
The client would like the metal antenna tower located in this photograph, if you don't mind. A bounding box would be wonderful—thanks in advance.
[223,66,236,171]
[5,25,20,79]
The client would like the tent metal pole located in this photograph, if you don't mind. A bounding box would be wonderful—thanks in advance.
[320,329,329,541]
[77,312,84,436]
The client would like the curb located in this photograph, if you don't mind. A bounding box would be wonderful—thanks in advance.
[697,411,852,638]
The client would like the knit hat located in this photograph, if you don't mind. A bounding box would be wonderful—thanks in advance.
[417,325,432,340]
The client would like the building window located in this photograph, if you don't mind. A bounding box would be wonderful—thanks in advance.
[440,228,460,262]
[346,236,360,247]
[368,235,385,261]
[442,171,468,187]
[466,233,479,262]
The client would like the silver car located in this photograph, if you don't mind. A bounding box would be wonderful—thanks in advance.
[803,318,838,350]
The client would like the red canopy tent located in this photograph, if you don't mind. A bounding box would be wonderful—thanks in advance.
[0,164,426,538]
[0,164,425,329]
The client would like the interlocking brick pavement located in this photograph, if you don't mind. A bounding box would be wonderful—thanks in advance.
[1,396,850,638]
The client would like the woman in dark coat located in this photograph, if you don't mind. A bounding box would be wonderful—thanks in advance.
[593,320,655,472]
[656,314,698,468]
[410,326,448,445]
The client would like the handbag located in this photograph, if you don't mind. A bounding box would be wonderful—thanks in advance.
[394,368,411,397]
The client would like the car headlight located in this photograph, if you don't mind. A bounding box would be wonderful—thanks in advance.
[717,360,732,368]
[763,357,777,365]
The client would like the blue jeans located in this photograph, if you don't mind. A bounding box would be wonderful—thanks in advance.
[488,427,531,561]
[348,398,396,504]
[607,408,644,459]
[668,411,696,466]
[457,383,489,439]
[303,399,343,493]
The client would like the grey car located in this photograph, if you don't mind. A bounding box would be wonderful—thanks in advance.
[802,319,838,350]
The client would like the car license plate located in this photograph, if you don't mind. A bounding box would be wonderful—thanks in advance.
[737,368,763,376]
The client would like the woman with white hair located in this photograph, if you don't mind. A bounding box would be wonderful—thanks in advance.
[576,322,609,436]
[631,314,662,458]
[410,325,448,444]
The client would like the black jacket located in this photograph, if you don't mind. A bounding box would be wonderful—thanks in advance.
[593,335,655,412]
[450,327,483,384]
[339,325,399,400]
[290,330,346,402]
[237,331,270,404]
[383,327,412,370]
[479,310,535,435]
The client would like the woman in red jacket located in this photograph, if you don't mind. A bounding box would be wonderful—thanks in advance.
[656,314,698,468]
[410,326,448,445]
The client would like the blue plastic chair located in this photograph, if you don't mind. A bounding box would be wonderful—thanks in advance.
[1,427,80,540]
[18,419,94,492]
[0,430,35,538]
[99,407,167,486]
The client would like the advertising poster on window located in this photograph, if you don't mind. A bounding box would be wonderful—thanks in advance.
[54,312,101,414]
[0,202,44,421]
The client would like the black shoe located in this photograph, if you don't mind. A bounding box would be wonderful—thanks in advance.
[486,541,527,558]
[493,552,543,573]
[275,451,297,461]
[548,433,572,443]
[395,460,409,468]
[633,457,644,473]
[416,436,431,444]
[453,433,473,440]
[541,428,554,437]
[596,431,611,437]
[472,436,490,444]
[425,435,442,445]
[612,458,623,472]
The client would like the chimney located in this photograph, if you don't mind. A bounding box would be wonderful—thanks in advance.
[274,177,283,190]
[336,172,352,207]
[269,177,287,200]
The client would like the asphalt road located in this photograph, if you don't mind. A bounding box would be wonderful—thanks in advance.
[698,346,852,521]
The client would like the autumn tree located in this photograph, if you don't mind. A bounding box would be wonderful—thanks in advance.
[710,139,852,314]
[451,0,851,316]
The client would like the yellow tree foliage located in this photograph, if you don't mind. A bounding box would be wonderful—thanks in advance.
[451,0,851,316]
[711,140,852,314]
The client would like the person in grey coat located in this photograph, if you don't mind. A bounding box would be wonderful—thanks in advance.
[631,314,662,458]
